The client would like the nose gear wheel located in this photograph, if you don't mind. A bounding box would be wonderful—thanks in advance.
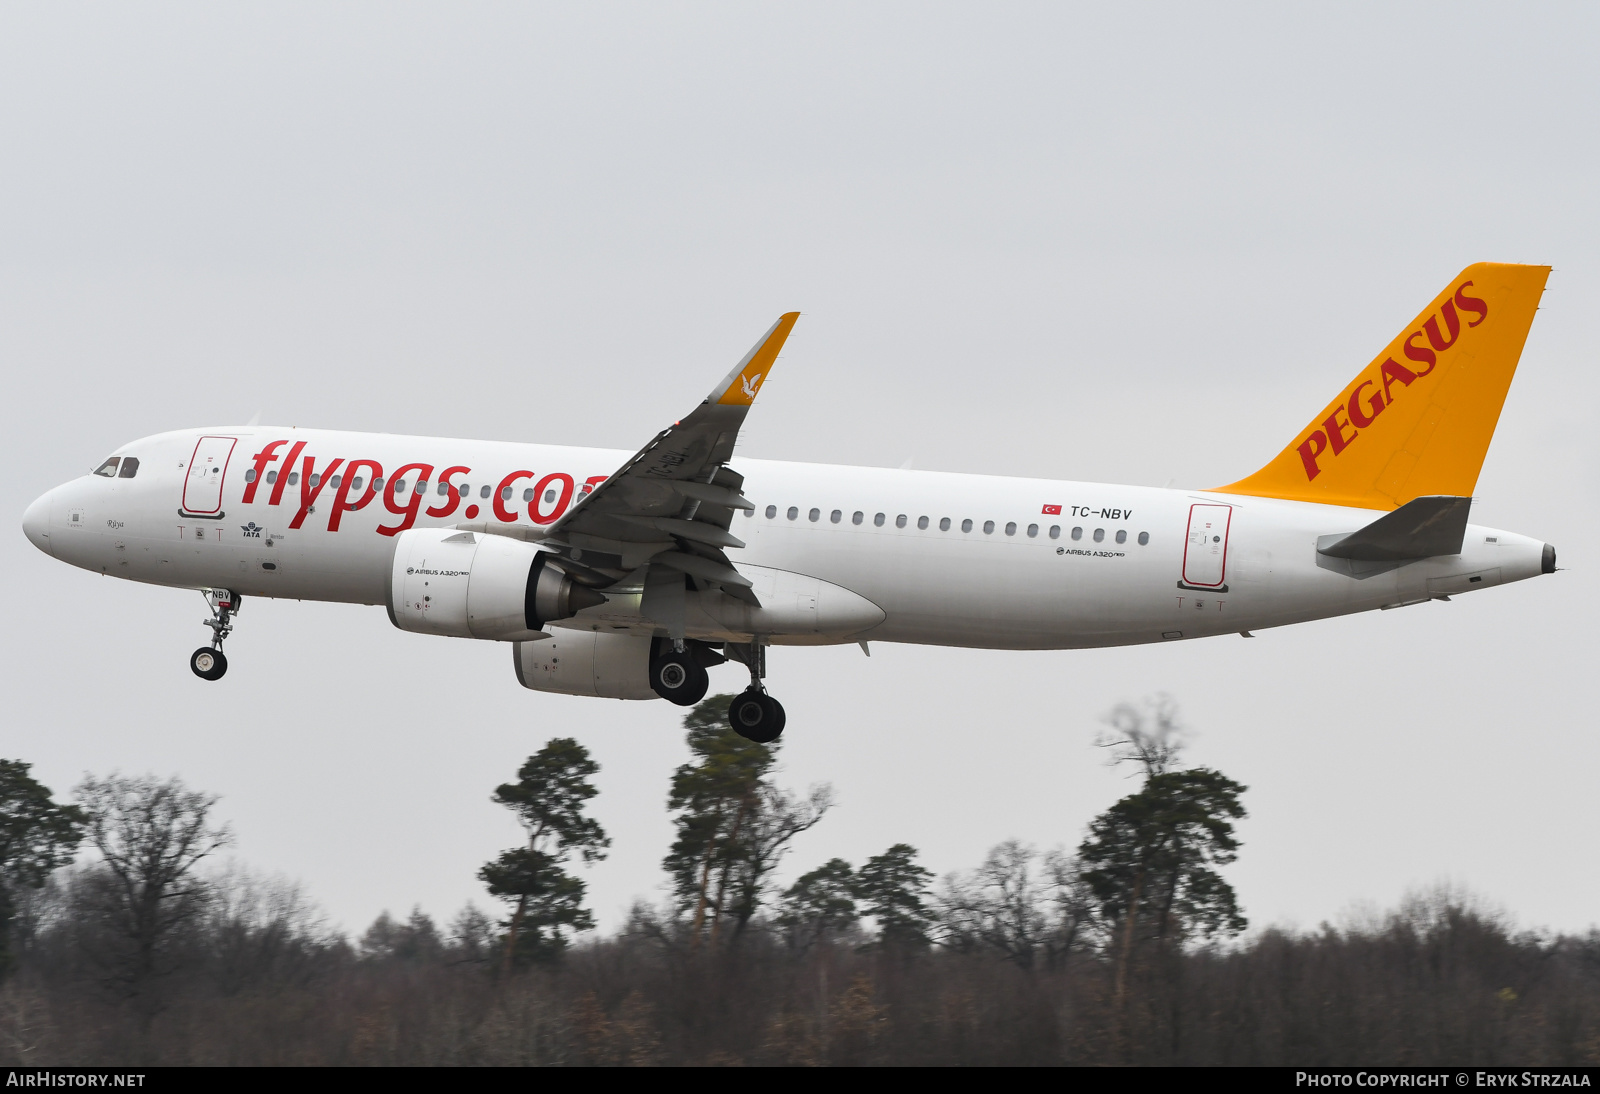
[190,647,228,681]
[192,588,238,682]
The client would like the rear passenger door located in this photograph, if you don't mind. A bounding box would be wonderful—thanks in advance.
[1179,503,1232,590]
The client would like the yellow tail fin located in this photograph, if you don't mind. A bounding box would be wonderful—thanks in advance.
[1215,262,1549,510]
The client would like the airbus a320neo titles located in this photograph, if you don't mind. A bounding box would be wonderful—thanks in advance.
[23,264,1557,743]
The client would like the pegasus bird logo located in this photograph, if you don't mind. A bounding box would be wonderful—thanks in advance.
[741,372,762,400]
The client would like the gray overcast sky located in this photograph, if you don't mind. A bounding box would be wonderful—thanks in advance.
[3,2,1597,938]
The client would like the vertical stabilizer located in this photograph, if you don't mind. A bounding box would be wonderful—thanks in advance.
[1215,263,1549,510]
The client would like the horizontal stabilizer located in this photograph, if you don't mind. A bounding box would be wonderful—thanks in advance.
[1316,495,1471,562]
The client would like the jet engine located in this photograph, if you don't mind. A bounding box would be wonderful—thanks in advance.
[387,527,605,640]
[514,631,658,700]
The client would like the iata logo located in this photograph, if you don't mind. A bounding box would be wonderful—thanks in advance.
[1297,281,1488,481]
[240,521,264,538]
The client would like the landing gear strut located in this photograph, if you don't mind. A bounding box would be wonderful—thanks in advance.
[727,640,785,744]
[191,588,237,681]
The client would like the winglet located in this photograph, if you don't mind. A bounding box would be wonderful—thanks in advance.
[708,312,800,407]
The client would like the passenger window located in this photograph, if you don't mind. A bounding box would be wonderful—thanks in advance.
[93,457,119,477]
[1049,525,1061,539]
[500,486,511,500]
[310,474,322,489]
[1138,531,1150,546]
[439,483,451,496]
[244,468,256,483]
[480,485,491,499]
[417,481,429,495]
[523,488,535,502]
[1005,522,1016,536]
[1027,524,1038,538]
[267,470,278,484]
[852,511,864,525]
[960,519,972,533]
[119,458,139,478]
[545,489,557,503]
[895,514,907,528]
[352,477,364,491]
[917,516,929,530]
[983,520,995,534]
[1115,530,1127,544]
[458,483,470,497]
[875,513,886,527]
[1093,528,1105,542]
[809,508,820,522]
[288,472,300,486]
[830,509,842,524]
[1071,526,1082,540]
[938,517,951,531]
[329,475,341,490]
[766,505,777,519]
[787,507,799,520]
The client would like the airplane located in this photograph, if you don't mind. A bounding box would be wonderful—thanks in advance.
[21,263,1556,744]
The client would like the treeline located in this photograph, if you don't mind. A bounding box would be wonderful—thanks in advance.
[1,700,1597,1066]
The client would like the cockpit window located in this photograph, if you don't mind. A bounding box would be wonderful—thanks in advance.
[93,457,120,477]
[118,457,140,479]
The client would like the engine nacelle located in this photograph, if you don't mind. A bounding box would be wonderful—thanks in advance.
[513,631,658,700]
[387,528,605,641]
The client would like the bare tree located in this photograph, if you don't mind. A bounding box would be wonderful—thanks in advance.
[72,773,232,999]
[1095,693,1186,777]
[935,842,1092,970]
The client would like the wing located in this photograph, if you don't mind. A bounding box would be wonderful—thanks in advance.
[527,312,799,602]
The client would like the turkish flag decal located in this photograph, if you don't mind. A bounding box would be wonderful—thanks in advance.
[1042,504,1062,515]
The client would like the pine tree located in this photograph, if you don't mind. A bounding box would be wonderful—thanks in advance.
[481,738,608,967]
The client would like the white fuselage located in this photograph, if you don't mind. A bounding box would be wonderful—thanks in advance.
[22,427,1549,649]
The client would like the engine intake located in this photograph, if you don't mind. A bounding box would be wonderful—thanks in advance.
[387,528,605,640]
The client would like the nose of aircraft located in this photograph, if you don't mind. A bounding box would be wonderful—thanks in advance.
[22,489,54,556]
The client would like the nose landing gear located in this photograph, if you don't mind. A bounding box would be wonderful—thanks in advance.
[191,588,237,681]
[727,639,785,744]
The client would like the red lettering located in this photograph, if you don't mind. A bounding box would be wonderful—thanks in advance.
[582,475,607,495]
[1403,331,1437,376]
[493,471,534,523]
[1454,281,1488,327]
[1380,357,1418,405]
[1347,380,1384,429]
[289,456,344,530]
[378,462,434,537]
[243,440,287,504]
[327,458,382,531]
[529,473,575,524]
[1323,408,1358,456]
[1297,430,1329,481]
[266,441,306,506]
[1423,299,1461,353]
[426,465,471,519]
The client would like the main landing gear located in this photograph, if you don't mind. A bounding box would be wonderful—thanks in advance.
[191,588,237,682]
[648,644,710,707]
[727,640,785,745]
